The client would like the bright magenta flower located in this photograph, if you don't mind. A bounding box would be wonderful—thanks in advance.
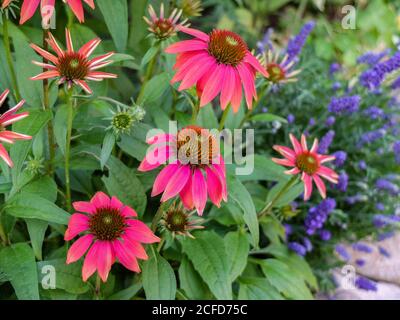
[30,29,116,94]
[165,27,268,112]
[0,90,31,167]
[65,192,160,282]
[138,126,227,215]
[272,134,339,201]
[20,0,95,24]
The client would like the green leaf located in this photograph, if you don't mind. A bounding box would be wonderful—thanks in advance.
[141,46,159,68]
[181,231,232,300]
[54,104,69,155]
[107,280,142,300]
[0,243,39,299]
[178,257,210,300]
[37,259,90,295]
[237,154,288,182]
[100,131,115,169]
[10,109,52,184]
[142,247,177,300]
[97,0,128,52]
[26,219,48,260]
[250,113,288,123]
[260,259,313,300]
[227,174,259,247]
[6,193,70,225]
[224,231,250,282]
[238,277,284,300]
[138,72,170,104]
[266,180,304,207]
[102,157,147,214]
[198,104,219,129]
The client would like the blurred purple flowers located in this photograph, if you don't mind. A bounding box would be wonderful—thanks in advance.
[328,95,361,114]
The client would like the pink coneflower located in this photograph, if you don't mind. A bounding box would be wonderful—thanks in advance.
[138,125,227,215]
[65,192,160,282]
[30,29,116,94]
[143,3,189,40]
[272,134,339,201]
[165,27,268,112]
[259,50,301,84]
[0,89,31,167]
[19,0,95,24]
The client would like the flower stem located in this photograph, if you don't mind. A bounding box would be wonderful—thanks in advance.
[42,29,56,176]
[94,274,102,300]
[2,14,21,101]
[157,237,166,252]
[65,87,74,212]
[0,221,8,246]
[258,176,299,218]
[151,202,167,232]
[137,46,160,103]
[191,99,200,124]
[218,104,231,131]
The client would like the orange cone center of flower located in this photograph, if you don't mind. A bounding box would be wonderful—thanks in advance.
[154,19,174,37]
[58,52,89,81]
[176,125,218,166]
[266,63,286,83]
[296,152,319,175]
[208,30,247,66]
[89,208,125,240]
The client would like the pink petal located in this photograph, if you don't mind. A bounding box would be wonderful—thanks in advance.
[0,144,13,167]
[30,43,58,64]
[82,241,100,282]
[96,241,114,282]
[66,234,94,264]
[121,206,138,217]
[20,0,41,24]
[79,38,101,58]
[273,145,296,162]
[192,168,207,215]
[171,52,209,84]
[0,89,10,106]
[205,166,222,207]
[74,80,92,94]
[146,133,176,145]
[46,32,64,57]
[125,220,160,244]
[285,167,301,175]
[66,0,85,23]
[199,65,225,107]
[0,99,25,122]
[73,201,96,214]
[64,213,90,241]
[151,164,180,197]
[138,145,171,172]
[230,70,243,113]
[178,56,216,91]
[302,173,313,201]
[177,26,210,42]
[244,53,269,77]
[220,66,236,110]
[271,157,295,167]
[236,63,256,110]
[30,70,60,81]
[84,0,95,9]
[301,134,308,151]
[112,239,140,273]
[0,131,31,141]
[318,154,335,164]
[121,234,148,260]
[310,138,319,153]
[313,174,326,199]
[317,166,339,183]
[160,165,191,202]
[90,192,110,210]
[179,176,194,210]
[110,196,123,210]
[289,134,303,154]
[165,40,208,54]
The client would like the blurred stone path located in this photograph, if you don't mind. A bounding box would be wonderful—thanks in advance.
[331,233,400,300]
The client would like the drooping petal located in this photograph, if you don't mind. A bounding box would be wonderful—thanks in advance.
[151,164,180,197]
[74,80,92,94]
[66,234,94,264]
[272,145,296,162]
[317,166,339,183]
[313,174,327,199]
[200,65,225,107]
[64,213,90,241]
[121,206,138,217]
[244,53,269,77]
[96,241,114,282]
[66,0,85,23]
[179,176,194,210]
[230,70,243,113]
[0,131,31,141]
[138,144,171,172]
[237,63,255,109]
[20,0,41,24]
[110,196,123,210]
[112,239,140,272]
[178,56,216,91]
[318,154,336,164]
[161,165,191,202]
[0,89,9,106]
[177,26,209,42]
[82,240,100,281]
[192,168,207,215]
[0,144,13,167]
[302,173,313,201]
[271,157,295,167]
[30,43,59,64]
[285,167,301,175]
[121,234,148,260]
[171,52,209,84]
[125,220,160,244]
[205,166,222,207]
[220,65,236,110]
[30,70,60,81]
[146,133,176,145]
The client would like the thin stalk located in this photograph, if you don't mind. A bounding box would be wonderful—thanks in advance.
[42,29,56,176]
[191,99,200,124]
[218,104,231,131]
[94,274,102,300]
[65,87,74,212]
[0,220,8,246]
[3,15,21,101]
[157,237,166,252]
[137,46,160,103]
[258,176,299,218]
[151,202,167,232]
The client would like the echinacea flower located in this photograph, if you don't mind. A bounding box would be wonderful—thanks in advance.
[65,192,160,282]
[179,0,203,18]
[259,50,301,84]
[19,0,95,24]
[30,29,117,94]
[159,201,204,238]
[165,27,268,112]
[138,125,227,215]
[143,3,189,40]
[0,89,32,167]
[272,134,339,201]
